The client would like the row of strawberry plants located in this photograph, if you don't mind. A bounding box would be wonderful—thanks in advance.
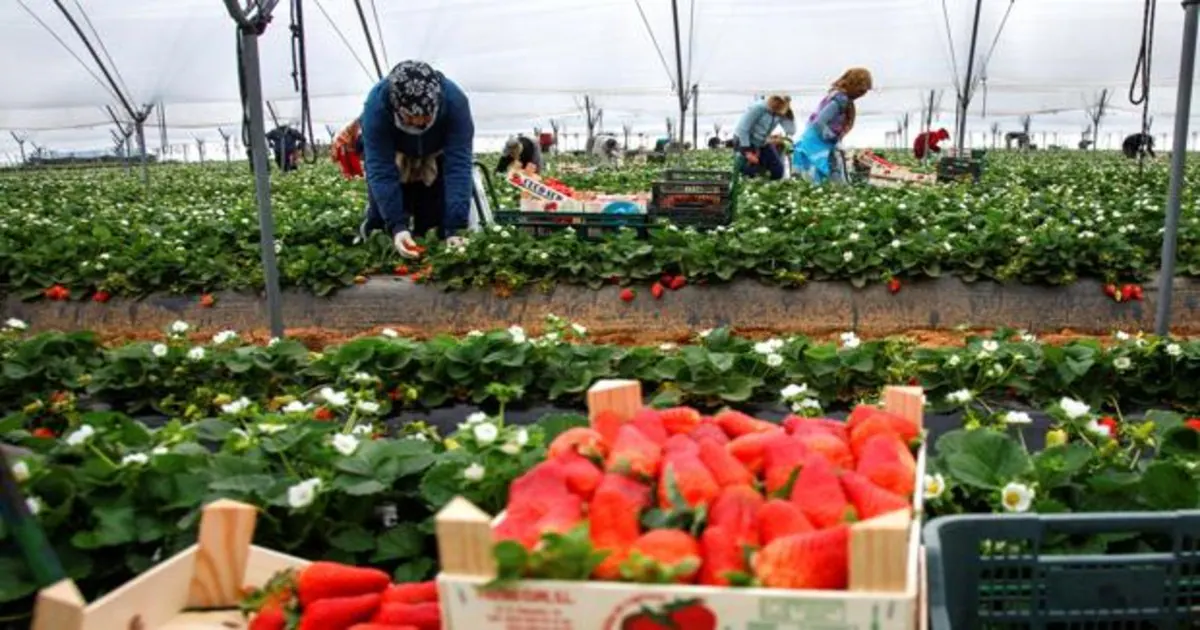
[1,151,1196,299]
[3,318,1200,427]
[4,381,1199,625]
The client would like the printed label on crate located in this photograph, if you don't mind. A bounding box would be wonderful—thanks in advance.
[439,578,914,630]
[658,193,725,211]
[509,172,570,202]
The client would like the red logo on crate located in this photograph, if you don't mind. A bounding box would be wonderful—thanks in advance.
[604,595,716,630]
[661,194,722,210]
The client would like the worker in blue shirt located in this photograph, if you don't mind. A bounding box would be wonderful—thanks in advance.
[733,95,795,180]
[359,60,474,258]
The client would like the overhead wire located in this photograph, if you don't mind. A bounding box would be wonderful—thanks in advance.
[310,0,376,82]
[1129,0,1157,170]
[71,0,131,101]
[939,0,962,98]
[14,0,121,106]
[975,0,1017,117]
[368,0,389,69]
[632,0,677,89]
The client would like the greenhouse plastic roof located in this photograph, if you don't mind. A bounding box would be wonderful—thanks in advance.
[0,0,1196,157]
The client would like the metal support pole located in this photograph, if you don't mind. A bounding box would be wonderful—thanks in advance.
[1155,0,1200,335]
[239,27,286,338]
[956,0,985,152]
[692,84,699,150]
[670,0,687,145]
[134,117,149,189]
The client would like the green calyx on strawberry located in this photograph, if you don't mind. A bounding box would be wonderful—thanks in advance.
[491,522,609,587]
[642,468,708,535]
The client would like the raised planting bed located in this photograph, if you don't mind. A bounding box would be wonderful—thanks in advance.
[5,274,1195,340]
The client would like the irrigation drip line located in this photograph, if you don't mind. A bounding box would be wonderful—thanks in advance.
[1131,0,1158,171]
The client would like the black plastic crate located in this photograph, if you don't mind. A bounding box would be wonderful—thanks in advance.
[937,156,983,184]
[649,170,737,229]
[492,210,649,239]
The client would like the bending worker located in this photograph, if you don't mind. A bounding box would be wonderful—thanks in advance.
[496,134,544,173]
[359,60,474,258]
[913,127,950,160]
[733,95,795,180]
[794,67,873,185]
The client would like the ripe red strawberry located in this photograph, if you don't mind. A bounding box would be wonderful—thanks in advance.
[296,562,390,607]
[664,434,700,455]
[790,455,854,528]
[314,407,335,421]
[715,409,778,437]
[1187,418,1200,432]
[554,451,604,499]
[372,601,440,629]
[708,484,764,547]
[697,438,754,487]
[92,290,111,303]
[591,409,626,446]
[32,428,55,439]
[726,429,785,474]
[848,406,919,457]
[841,471,911,520]
[393,265,410,276]
[591,474,652,579]
[784,416,850,443]
[795,432,854,469]
[759,499,815,545]
[629,409,669,445]
[661,273,674,285]
[689,422,729,445]
[606,424,663,479]
[650,282,665,299]
[658,407,702,435]
[1131,285,1144,301]
[548,427,609,461]
[1097,416,1118,439]
[667,600,717,629]
[200,293,216,308]
[856,433,916,497]
[658,451,720,509]
[620,288,636,302]
[248,603,286,630]
[44,285,69,301]
[762,435,809,495]
[498,461,583,547]
[381,581,438,605]
[1103,283,1118,299]
[668,275,687,291]
[298,593,381,630]
[698,525,746,586]
[621,529,702,583]
[755,526,850,589]
[887,278,901,294]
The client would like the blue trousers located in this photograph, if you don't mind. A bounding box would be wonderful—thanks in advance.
[737,144,784,180]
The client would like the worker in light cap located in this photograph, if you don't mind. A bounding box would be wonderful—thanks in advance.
[358,60,474,258]
[496,135,544,173]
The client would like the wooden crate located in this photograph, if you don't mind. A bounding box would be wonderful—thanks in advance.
[31,499,309,630]
[436,381,927,630]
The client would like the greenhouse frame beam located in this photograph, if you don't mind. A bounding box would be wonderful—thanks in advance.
[955,0,985,152]
[224,0,286,339]
[671,0,687,144]
[1155,0,1200,335]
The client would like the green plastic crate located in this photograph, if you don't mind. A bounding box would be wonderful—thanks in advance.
[925,511,1200,629]
[492,210,649,239]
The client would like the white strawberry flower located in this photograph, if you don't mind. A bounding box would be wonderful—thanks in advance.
[1058,397,1090,420]
[220,397,251,415]
[381,328,399,338]
[26,497,42,516]
[187,347,207,361]
[1166,343,1183,358]
[766,353,784,368]
[508,326,527,344]
[65,424,96,447]
[572,323,588,336]
[121,453,149,467]
[1113,357,1132,371]
[981,340,1000,353]
[212,330,238,345]
[780,383,809,400]
[1003,411,1032,425]
[10,460,30,483]
[1000,482,1034,513]
[282,401,313,414]
[463,463,486,482]
[467,330,484,338]
[320,387,349,408]
[151,344,168,358]
[169,320,190,335]
[356,400,381,415]
[331,433,360,456]
[946,389,973,404]
[473,422,499,445]
[351,372,375,384]
[843,251,854,262]
[839,332,861,349]
[465,412,488,426]
[923,473,946,500]
[1114,330,1130,341]
[5,318,29,331]
[287,478,322,509]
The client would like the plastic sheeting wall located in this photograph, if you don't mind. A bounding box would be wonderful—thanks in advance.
[0,0,1195,158]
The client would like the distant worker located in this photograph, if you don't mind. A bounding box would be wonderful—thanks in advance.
[592,135,622,165]
[794,68,873,185]
[358,60,474,258]
[1122,132,1155,160]
[266,125,306,172]
[913,128,950,160]
[733,95,795,180]
[496,135,544,173]
[330,120,365,179]
[707,136,722,149]
[538,131,556,154]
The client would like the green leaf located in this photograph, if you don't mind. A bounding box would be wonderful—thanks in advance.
[944,430,1030,490]
[1158,426,1200,460]
[536,414,589,443]
[371,523,427,562]
[1138,461,1200,510]
[209,474,277,496]
[70,504,137,549]
[392,557,436,583]
[332,478,387,496]
[330,525,376,553]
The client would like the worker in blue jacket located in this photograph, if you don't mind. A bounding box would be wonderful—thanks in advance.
[359,60,474,258]
[733,95,795,180]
